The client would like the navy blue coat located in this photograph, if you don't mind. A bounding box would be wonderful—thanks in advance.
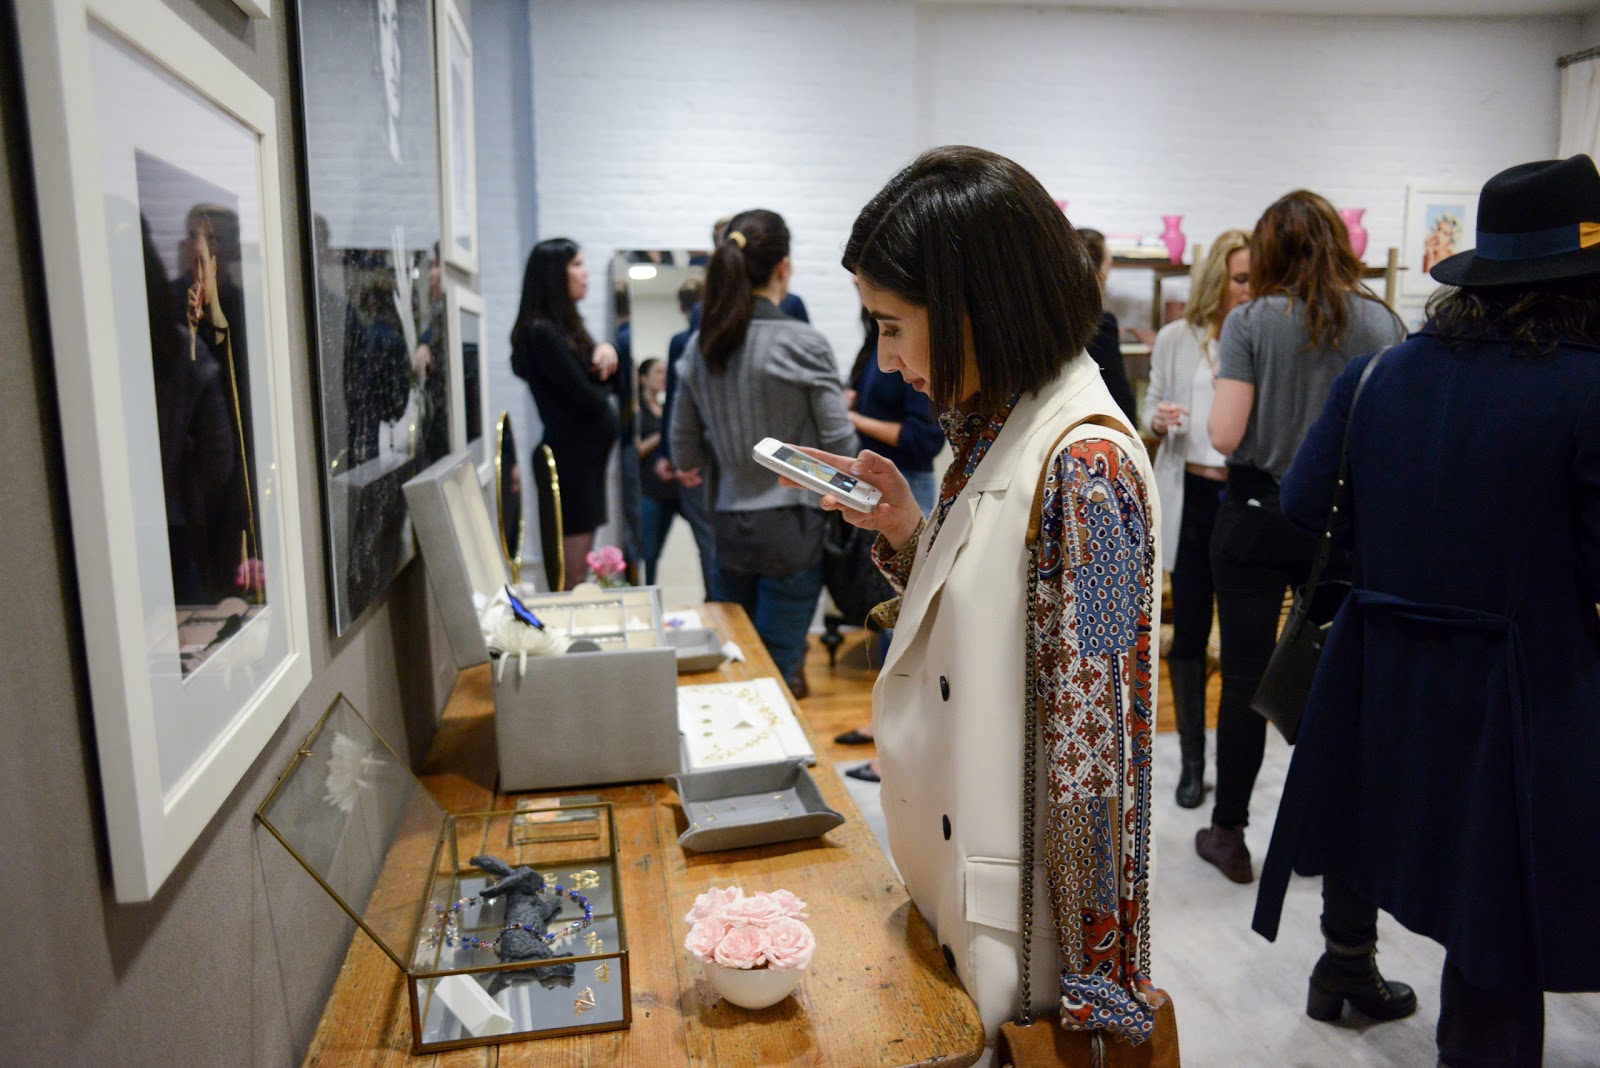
[1253,331,1600,993]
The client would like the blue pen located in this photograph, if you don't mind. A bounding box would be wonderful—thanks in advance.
[504,586,545,629]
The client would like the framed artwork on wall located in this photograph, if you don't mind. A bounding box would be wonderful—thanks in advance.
[1402,184,1479,299]
[445,282,491,477]
[294,0,449,635]
[437,0,478,275]
[16,0,312,901]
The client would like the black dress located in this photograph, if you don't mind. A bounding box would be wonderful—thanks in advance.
[512,320,620,535]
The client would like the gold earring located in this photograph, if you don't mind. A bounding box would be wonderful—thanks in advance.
[595,962,611,984]
[574,987,596,1015]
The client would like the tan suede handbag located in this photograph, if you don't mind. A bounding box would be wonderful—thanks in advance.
[997,416,1181,1068]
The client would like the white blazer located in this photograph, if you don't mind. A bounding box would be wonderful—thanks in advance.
[874,354,1160,1057]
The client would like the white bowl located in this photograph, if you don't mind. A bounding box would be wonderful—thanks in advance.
[703,961,805,1009]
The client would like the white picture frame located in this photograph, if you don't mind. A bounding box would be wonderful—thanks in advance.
[437,0,478,275]
[1402,184,1479,299]
[231,0,270,18]
[445,282,492,480]
[17,0,312,902]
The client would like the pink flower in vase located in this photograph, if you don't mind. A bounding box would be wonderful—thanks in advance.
[712,924,771,970]
[584,544,627,585]
[763,917,816,971]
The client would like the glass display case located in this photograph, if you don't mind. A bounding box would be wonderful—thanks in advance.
[256,696,630,1053]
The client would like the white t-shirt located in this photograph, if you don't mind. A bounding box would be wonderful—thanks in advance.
[1185,340,1228,467]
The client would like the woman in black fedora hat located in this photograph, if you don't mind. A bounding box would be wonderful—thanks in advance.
[1252,154,1600,1067]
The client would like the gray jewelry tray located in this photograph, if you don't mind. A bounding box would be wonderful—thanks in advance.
[667,760,845,853]
[664,627,728,674]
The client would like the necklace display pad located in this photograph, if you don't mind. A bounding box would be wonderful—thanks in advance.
[256,696,632,1053]
[677,678,816,771]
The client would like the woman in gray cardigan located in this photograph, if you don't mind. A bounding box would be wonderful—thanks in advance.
[670,209,856,691]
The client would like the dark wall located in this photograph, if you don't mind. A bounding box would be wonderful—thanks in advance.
[0,0,460,1062]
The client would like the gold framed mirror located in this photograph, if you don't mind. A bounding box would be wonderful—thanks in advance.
[494,412,523,583]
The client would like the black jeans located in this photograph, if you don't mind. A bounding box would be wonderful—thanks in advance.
[1209,468,1318,829]
[1170,472,1225,660]
[1320,876,1378,948]
[1437,957,1545,1067]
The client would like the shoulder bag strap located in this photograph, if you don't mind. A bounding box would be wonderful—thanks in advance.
[1015,411,1136,1027]
[1300,345,1393,597]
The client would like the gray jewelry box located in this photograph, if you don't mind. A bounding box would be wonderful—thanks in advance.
[402,453,682,792]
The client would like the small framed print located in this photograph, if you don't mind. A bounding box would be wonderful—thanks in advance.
[1402,184,1479,298]
[437,0,478,274]
[445,282,492,477]
[16,0,311,901]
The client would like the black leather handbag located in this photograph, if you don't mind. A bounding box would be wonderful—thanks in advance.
[1251,348,1390,745]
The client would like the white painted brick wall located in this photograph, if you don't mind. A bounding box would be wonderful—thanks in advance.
[520,0,1576,367]
[918,5,1574,323]
[529,0,919,369]
[473,0,544,562]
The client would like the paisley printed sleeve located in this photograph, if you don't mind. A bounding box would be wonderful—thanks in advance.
[1031,436,1162,1043]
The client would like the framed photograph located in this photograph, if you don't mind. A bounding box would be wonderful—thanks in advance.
[436,0,477,274]
[17,0,312,901]
[445,282,491,477]
[1402,184,1479,298]
[295,0,449,635]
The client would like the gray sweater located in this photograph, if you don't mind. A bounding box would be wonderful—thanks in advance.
[670,299,857,512]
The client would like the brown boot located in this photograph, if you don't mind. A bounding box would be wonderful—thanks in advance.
[1195,824,1254,883]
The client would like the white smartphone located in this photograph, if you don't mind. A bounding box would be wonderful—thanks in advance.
[752,437,882,513]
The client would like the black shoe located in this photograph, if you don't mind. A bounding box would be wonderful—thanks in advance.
[1175,757,1205,809]
[1169,657,1209,808]
[845,764,881,783]
[1306,943,1418,1022]
[834,729,875,746]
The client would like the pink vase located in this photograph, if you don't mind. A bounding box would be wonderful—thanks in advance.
[1340,208,1368,259]
[1160,215,1186,265]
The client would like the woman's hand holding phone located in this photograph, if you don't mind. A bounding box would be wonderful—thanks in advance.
[777,446,923,551]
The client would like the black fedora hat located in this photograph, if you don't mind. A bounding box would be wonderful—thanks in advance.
[1431,154,1600,287]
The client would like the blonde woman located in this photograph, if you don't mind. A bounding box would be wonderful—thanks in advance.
[1142,230,1251,809]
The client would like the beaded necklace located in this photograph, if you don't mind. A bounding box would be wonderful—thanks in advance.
[428,882,595,954]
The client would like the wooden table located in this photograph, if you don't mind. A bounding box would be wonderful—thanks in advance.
[303,602,984,1067]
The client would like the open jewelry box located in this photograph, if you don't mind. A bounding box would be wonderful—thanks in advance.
[256,695,631,1053]
[402,452,683,790]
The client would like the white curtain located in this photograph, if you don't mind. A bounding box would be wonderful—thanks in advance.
[1559,56,1600,160]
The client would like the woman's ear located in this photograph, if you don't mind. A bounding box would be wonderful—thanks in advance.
[775,256,794,291]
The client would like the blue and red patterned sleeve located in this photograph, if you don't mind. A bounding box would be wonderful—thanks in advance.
[1031,436,1163,1043]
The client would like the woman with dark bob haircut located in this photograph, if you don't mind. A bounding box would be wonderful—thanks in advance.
[789,146,1168,1062]
[1255,154,1600,1068]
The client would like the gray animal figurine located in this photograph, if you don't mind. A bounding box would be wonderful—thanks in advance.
[470,854,576,990]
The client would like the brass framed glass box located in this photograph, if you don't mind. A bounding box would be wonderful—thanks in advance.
[256,695,631,1053]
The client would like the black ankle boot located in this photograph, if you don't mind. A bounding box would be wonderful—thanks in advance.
[1306,939,1418,1022]
[1169,657,1207,809]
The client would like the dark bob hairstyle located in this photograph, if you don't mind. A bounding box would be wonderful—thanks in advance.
[842,146,1100,410]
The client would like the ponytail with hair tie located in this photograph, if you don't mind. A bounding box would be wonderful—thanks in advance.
[701,210,790,373]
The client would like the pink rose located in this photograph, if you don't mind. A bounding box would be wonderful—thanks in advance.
[684,885,744,925]
[723,893,786,927]
[684,914,730,962]
[763,917,816,971]
[711,923,771,969]
[764,889,809,919]
[586,545,626,577]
